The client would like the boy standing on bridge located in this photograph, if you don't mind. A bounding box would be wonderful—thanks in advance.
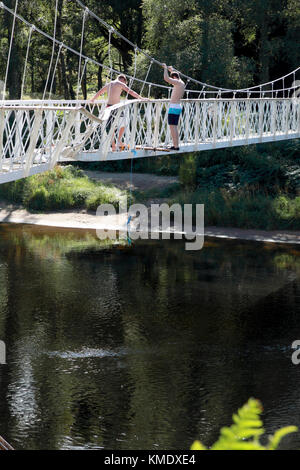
[162,64,185,151]
[90,74,145,151]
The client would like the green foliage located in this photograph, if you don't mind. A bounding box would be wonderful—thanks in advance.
[1,1,299,99]
[191,398,298,450]
[0,165,128,212]
[172,187,300,230]
[194,141,300,195]
[179,154,197,189]
[141,0,300,92]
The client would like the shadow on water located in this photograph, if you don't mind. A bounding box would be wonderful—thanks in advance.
[0,223,299,449]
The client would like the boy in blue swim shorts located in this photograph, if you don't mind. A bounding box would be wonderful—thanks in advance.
[162,64,185,150]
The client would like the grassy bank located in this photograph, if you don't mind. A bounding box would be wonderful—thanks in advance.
[170,189,300,230]
[0,166,127,212]
[0,140,299,231]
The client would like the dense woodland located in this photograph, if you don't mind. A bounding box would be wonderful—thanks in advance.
[0,0,299,99]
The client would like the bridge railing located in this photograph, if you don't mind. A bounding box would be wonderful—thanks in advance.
[80,98,300,159]
[0,104,103,182]
[0,98,299,181]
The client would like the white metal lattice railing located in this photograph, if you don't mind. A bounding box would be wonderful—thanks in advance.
[0,103,105,183]
[0,97,299,182]
[76,98,300,161]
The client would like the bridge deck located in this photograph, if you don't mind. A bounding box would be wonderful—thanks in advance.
[74,130,300,162]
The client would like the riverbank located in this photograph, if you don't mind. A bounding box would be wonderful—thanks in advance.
[1,164,300,245]
[1,201,300,245]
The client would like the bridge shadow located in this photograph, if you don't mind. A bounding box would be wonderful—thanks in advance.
[205,226,300,246]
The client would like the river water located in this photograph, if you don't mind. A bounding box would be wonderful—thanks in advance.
[0,223,300,450]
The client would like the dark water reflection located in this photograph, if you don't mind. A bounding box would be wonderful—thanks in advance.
[0,224,300,449]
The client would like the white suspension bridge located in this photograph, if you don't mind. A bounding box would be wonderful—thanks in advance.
[0,0,299,184]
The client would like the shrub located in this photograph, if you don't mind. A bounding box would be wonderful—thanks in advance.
[172,188,300,230]
[0,165,128,212]
[26,187,50,211]
[179,154,197,189]
[191,398,298,450]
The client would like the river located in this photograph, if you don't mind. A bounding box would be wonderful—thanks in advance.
[0,223,299,450]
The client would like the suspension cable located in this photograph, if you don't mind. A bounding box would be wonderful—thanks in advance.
[125,46,138,100]
[105,27,114,85]
[76,7,88,100]
[140,59,153,95]
[21,24,35,99]
[73,0,234,92]
[0,1,173,94]
[48,42,63,99]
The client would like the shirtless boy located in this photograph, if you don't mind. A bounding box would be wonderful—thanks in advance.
[162,64,185,150]
[91,74,144,150]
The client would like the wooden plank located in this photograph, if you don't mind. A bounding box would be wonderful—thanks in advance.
[136,145,171,152]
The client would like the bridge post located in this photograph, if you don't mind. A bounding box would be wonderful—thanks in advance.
[153,102,161,148]
[245,99,250,144]
[75,113,81,144]
[23,109,44,177]
[146,102,152,146]
[184,101,190,143]
[284,99,289,137]
[14,112,23,162]
[217,100,223,139]
[165,102,171,145]
[229,101,236,146]
[270,100,276,140]
[130,103,138,151]
[194,101,200,149]
[212,100,218,148]
[49,110,78,168]
[46,110,54,150]
[297,99,300,136]
[0,110,5,171]
[259,100,264,142]
[291,97,297,133]
[201,102,207,141]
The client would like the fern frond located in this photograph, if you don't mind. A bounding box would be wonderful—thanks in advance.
[268,426,298,450]
[190,398,298,451]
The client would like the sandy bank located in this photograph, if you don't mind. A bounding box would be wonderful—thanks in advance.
[0,201,300,246]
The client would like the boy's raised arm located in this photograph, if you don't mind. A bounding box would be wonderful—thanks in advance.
[162,63,179,85]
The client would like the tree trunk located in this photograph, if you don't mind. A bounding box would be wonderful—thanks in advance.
[257,2,270,84]
[97,65,103,90]
[4,1,22,99]
[57,0,69,99]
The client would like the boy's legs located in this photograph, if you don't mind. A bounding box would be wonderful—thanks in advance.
[117,112,127,149]
[168,105,181,149]
[117,127,125,148]
[169,125,179,148]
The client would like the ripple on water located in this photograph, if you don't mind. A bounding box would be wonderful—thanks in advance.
[46,347,124,360]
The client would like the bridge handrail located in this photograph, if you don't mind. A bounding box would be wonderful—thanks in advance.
[0,105,105,124]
